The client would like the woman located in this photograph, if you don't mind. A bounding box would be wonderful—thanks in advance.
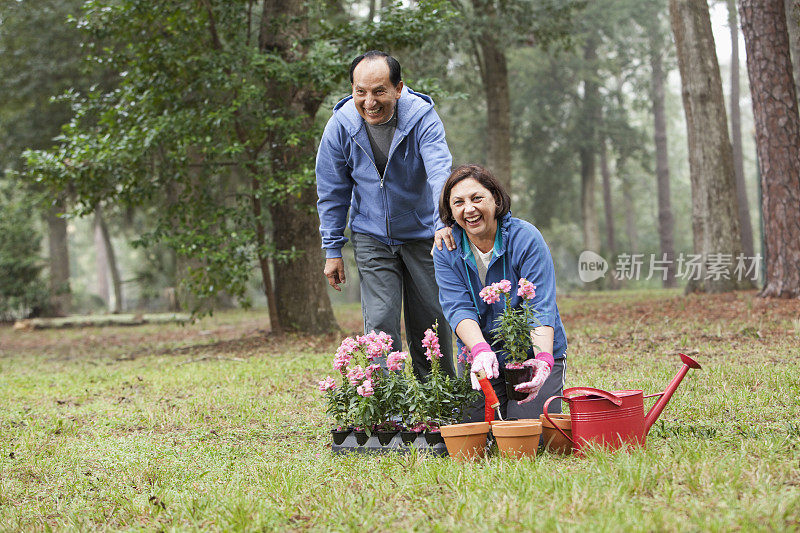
[433,164,567,420]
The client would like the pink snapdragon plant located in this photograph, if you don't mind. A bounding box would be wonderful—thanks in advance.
[422,327,443,361]
[357,379,374,397]
[480,277,542,366]
[319,330,412,433]
[386,351,407,371]
[318,377,336,392]
[318,324,479,434]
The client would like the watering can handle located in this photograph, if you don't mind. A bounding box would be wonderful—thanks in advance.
[542,395,574,445]
[563,386,624,406]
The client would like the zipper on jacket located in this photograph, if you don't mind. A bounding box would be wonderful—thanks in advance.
[377,133,405,240]
[352,135,391,240]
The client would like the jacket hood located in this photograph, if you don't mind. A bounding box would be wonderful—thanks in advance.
[331,86,435,137]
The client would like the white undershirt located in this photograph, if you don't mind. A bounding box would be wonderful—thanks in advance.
[469,241,494,286]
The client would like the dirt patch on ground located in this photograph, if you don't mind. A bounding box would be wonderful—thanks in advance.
[564,291,800,330]
[1,292,797,360]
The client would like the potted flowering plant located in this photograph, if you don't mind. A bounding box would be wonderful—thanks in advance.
[317,376,351,445]
[420,322,449,445]
[319,331,407,445]
[479,277,542,401]
[398,355,427,444]
[319,324,480,453]
[373,349,408,444]
[450,346,480,423]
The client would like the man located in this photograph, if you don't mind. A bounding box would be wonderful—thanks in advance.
[316,50,455,378]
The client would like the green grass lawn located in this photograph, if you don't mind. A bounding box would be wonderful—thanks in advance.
[1,290,799,531]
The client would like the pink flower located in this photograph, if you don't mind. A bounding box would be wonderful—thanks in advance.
[480,280,513,304]
[497,279,512,294]
[337,336,360,355]
[517,278,536,300]
[387,351,408,371]
[479,285,500,304]
[457,346,471,364]
[422,328,442,360]
[359,330,394,360]
[333,353,351,372]
[346,365,366,386]
[333,336,359,371]
[365,363,382,381]
[357,379,374,397]
[318,377,336,392]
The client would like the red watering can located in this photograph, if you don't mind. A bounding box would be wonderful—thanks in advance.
[542,353,701,453]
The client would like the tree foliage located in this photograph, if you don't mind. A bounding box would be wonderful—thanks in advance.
[0,184,48,320]
[24,0,454,323]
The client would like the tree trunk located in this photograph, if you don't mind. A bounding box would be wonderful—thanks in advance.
[620,175,638,254]
[95,205,123,313]
[650,36,677,288]
[249,171,281,333]
[728,0,755,262]
[46,201,71,316]
[600,138,619,290]
[475,34,512,192]
[259,0,337,333]
[670,0,746,293]
[580,33,601,257]
[600,137,615,257]
[610,86,638,258]
[786,0,800,101]
[269,184,337,334]
[740,0,800,298]
[94,211,110,307]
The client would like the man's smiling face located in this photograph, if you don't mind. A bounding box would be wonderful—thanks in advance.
[351,58,403,125]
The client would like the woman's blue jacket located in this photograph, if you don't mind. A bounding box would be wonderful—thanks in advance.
[433,213,567,367]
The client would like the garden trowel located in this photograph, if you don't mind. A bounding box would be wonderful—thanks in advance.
[475,369,502,422]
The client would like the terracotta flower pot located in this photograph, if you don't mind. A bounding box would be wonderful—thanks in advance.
[492,420,543,459]
[504,365,534,402]
[490,418,537,427]
[540,413,573,454]
[440,422,491,461]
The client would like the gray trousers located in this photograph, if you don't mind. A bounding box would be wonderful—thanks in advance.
[463,358,566,422]
[351,232,454,379]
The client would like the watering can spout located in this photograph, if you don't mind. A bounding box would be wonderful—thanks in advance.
[644,353,701,435]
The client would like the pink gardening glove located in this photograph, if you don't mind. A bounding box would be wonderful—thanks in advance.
[514,352,554,404]
[469,342,499,390]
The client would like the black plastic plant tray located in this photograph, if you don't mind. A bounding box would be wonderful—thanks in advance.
[331,431,448,456]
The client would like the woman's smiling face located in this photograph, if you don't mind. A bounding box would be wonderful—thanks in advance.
[449,177,498,247]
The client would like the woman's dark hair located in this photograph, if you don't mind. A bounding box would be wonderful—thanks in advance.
[439,164,511,226]
[349,50,402,87]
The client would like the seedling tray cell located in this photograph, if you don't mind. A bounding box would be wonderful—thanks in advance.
[331,431,448,456]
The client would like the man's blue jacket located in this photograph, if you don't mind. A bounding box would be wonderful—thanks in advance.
[315,87,452,258]
[433,213,568,367]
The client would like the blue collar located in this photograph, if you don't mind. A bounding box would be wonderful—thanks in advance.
[461,225,502,263]
[460,220,508,318]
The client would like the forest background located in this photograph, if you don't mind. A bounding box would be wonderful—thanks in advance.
[1,0,798,332]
